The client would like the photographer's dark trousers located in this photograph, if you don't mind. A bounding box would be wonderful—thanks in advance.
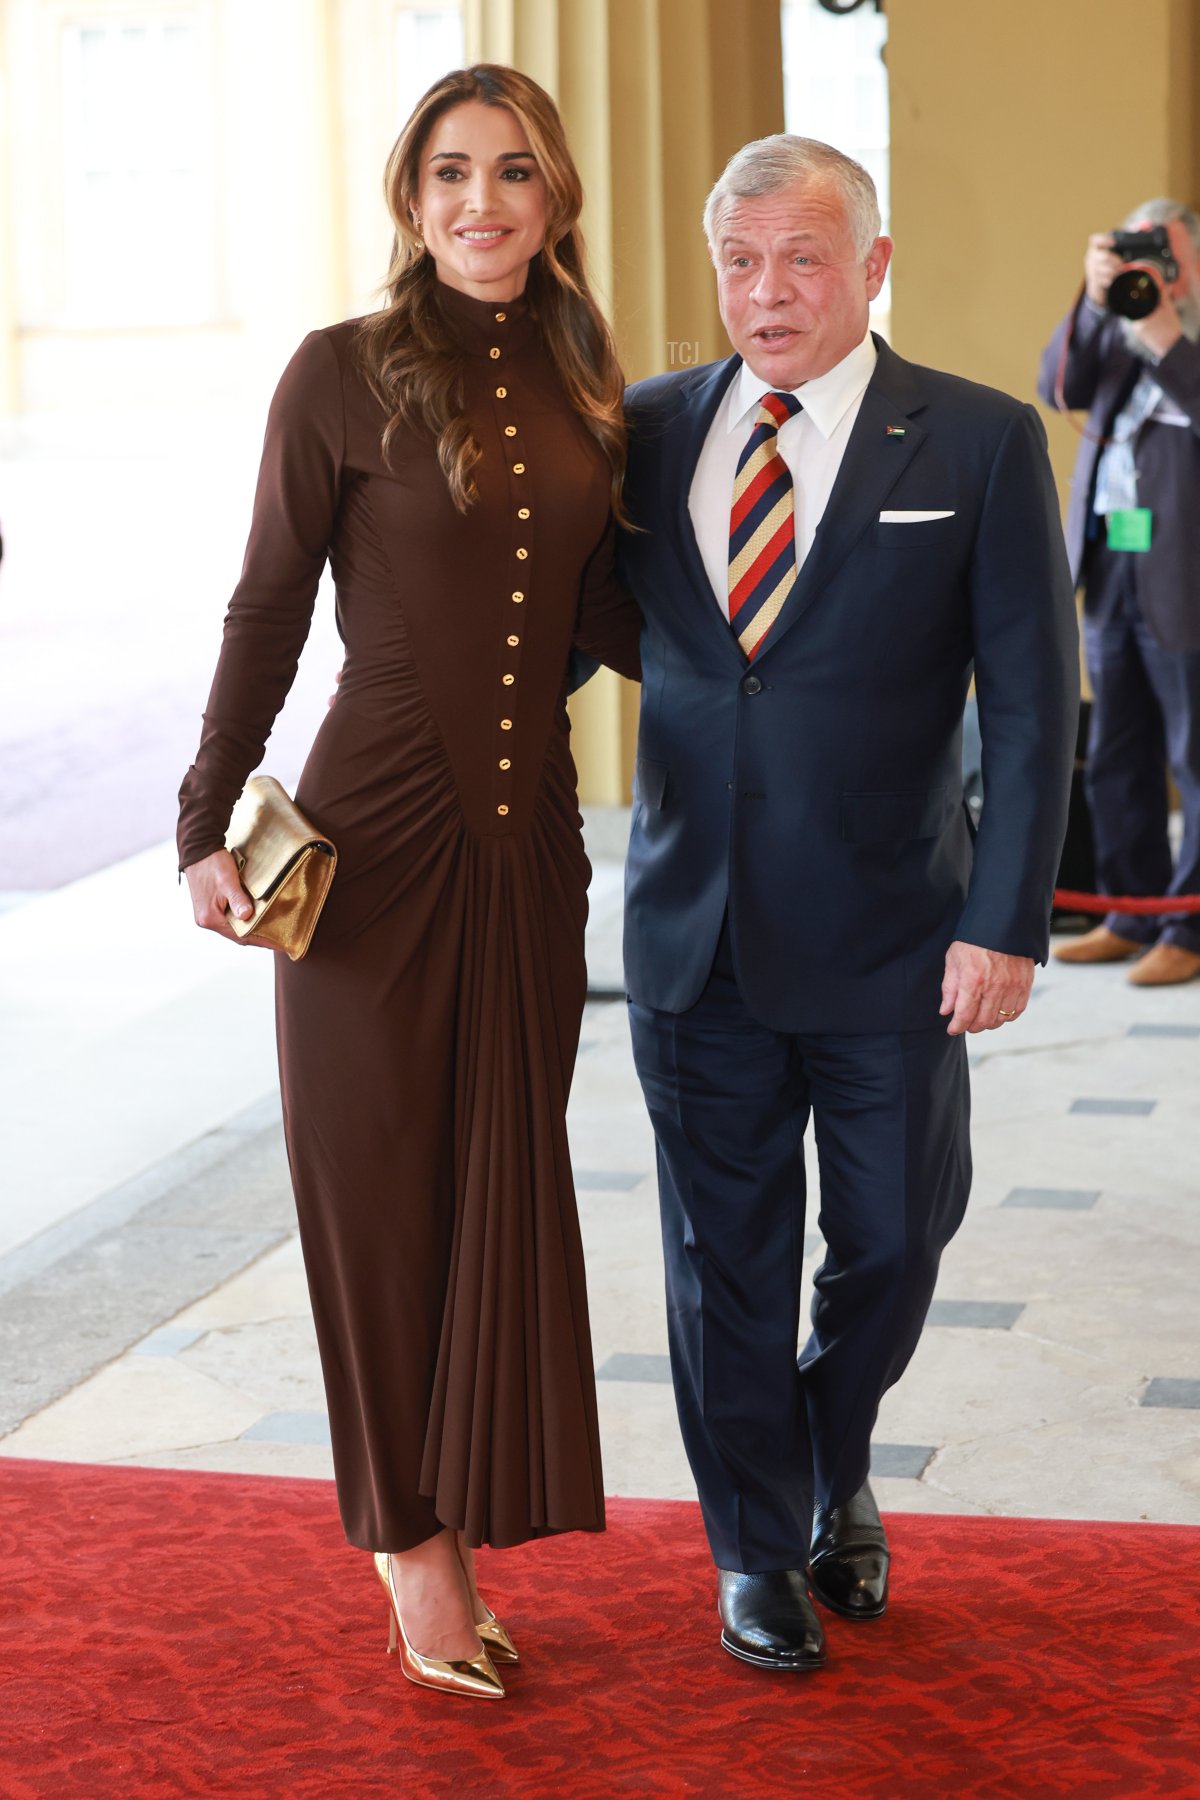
[628,919,972,1575]
[1083,542,1200,953]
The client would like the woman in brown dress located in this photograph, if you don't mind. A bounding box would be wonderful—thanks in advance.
[179,65,640,1700]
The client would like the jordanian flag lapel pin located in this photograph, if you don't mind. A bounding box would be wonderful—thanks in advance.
[886,424,906,436]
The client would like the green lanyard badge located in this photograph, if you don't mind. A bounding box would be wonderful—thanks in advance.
[1105,507,1153,552]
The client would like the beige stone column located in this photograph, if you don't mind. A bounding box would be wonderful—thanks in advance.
[887,0,1200,503]
[465,0,785,801]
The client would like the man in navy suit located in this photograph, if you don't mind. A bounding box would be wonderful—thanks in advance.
[1039,200,1200,987]
[617,136,1078,1671]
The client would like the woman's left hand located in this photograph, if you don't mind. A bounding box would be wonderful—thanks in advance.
[184,847,255,942]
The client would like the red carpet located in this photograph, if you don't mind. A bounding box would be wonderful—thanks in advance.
[2,1459,1198,1799]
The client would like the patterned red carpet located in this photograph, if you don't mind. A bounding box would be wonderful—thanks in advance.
[2,1458,1198,1799]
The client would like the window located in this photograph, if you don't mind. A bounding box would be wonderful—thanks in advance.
[394,3,465,130]
[781,0,890,322]
[61,15,216,326]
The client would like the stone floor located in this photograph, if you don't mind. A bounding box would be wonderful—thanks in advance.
[2,827,1199,1529]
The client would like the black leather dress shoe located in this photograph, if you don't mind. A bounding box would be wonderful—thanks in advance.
[716,1568,826,1671]
[809,1480,890,1620]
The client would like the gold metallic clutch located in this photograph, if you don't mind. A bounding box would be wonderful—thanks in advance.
[223,775,337,961]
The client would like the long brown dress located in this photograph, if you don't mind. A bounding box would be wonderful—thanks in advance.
[177,282,640,1552]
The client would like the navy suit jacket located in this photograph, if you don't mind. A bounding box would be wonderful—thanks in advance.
[617,336,1079,1034]
[1037,298,1200,653]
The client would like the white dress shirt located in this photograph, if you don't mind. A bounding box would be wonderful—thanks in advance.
[688,331,878,620]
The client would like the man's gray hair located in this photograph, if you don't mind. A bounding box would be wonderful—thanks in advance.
[1122,195,1200,250]
[703,134,882,257]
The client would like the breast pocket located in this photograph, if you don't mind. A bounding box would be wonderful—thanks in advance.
[869,520,958,548]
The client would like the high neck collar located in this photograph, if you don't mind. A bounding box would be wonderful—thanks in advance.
[435,278,536,355]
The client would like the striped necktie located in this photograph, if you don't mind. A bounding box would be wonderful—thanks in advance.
[728,390,803,659]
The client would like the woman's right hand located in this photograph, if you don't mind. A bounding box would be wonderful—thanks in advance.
[184,848,255,942]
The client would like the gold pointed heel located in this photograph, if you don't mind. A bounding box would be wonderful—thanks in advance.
[476,1606,519,1664]
[452,1532,519,1663]
[373,1553,505,1700]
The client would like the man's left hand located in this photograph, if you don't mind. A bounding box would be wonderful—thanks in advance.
[939,941,1035,1036]
[1130,278,1184,359]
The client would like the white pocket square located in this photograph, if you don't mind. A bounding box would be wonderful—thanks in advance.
[878,509,955,522]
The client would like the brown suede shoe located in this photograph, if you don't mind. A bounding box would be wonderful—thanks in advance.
[1127,943,1200,986]
[1054,925,1143,964]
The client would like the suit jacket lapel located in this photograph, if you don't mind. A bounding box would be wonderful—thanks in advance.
[755,337,928,660]
[654,356,744,662]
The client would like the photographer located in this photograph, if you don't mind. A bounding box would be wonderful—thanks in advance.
[1039,199,1200,985]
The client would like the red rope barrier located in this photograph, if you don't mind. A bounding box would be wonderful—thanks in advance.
[1054,889,1200,915]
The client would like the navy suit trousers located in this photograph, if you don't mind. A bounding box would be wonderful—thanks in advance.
[1083,543,1200,953]
[629,921,971,1574]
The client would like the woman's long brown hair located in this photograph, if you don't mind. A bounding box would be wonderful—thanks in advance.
[357,64,627,519]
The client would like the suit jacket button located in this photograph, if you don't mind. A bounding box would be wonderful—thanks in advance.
[741,674,763,695]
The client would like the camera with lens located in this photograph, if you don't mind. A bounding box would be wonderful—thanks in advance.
[1106,226,1179,319]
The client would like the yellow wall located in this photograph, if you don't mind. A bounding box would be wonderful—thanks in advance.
[888,0,1200,500]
